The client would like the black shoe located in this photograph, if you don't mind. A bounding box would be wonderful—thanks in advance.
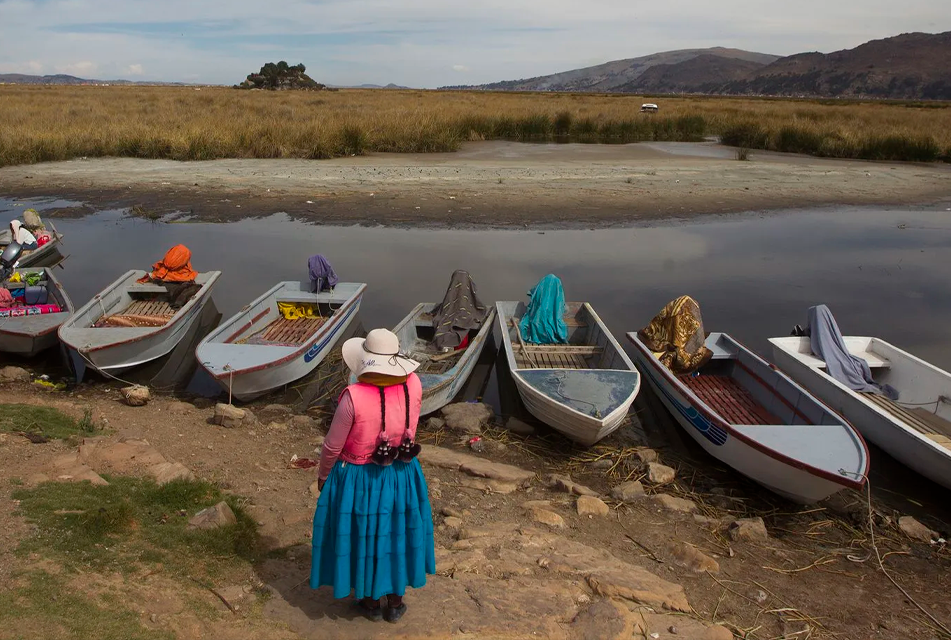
[384,603,407,623]
[352,599,383,621]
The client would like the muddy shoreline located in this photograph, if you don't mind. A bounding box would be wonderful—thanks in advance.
[2,141,950,227]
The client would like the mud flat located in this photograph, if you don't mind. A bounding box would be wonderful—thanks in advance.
[2,141,950,227]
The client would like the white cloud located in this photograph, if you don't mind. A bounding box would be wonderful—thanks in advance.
[127,63,144,75]
[0,0,946,86]
[55,61,98,76]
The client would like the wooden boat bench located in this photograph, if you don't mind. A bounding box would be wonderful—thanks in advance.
[127,283,169,294]
[796,349,891,370]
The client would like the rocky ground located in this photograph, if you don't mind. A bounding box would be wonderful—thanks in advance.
[1,365,950,640]
[2,141,950,227]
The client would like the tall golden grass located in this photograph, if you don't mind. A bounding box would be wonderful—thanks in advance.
[0,85,949,167]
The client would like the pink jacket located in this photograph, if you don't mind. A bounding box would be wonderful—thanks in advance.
[318,374,422,480]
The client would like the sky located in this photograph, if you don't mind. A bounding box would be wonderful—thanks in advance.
[0,0,947,87]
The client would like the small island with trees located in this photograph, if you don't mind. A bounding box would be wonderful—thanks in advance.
[236,61,326,90]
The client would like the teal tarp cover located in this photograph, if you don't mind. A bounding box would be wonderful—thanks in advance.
[519,274,568,345]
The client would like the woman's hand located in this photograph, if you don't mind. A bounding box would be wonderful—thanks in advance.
[317,477,326,492]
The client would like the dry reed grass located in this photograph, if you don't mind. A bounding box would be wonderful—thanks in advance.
[1,85,949,167]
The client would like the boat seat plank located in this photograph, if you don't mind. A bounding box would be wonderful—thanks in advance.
[863,393,951,438]
[682,374,782,425]
[797,349,890,370]
[128,284,168,293]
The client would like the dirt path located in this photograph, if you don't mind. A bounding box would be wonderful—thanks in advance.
[2,142,950,227]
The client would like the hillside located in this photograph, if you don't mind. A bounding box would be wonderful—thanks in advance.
[442,47,779,92]
[0,73,186,86]
[722,31,951,99]
[445,31,951,100]
[615,54,765,93]
[0,74,93,85]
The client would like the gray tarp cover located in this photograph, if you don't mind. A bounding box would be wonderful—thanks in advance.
[808,304,899,400]
[432,270,488,350]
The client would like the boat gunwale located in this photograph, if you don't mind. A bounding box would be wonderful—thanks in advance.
[768,335,951,459]
[629,331,868,490]
[60,270,222,354]
[198,282,366,379]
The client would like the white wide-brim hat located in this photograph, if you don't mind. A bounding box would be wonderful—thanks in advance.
[342,328,420,378]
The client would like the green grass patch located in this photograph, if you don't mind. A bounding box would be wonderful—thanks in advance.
[13,476,261,574]
[0,571,171,640]
[0,404,97,440]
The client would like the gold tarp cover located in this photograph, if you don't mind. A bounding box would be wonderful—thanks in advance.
[638,296,712,376]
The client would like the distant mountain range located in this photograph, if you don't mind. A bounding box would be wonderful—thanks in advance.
[442,31,951,100]
[0,73,187,86]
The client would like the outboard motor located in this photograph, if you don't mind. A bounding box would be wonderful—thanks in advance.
[0,241,23,281]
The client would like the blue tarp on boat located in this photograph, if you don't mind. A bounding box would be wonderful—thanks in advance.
[519,274,568,345]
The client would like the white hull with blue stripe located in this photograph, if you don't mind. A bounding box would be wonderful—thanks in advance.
[196,281,365,401]
[628,331,868,504]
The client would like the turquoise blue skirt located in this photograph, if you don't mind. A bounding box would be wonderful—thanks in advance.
[310,459,436,600]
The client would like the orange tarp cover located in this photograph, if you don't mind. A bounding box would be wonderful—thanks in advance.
[140,244,198,282]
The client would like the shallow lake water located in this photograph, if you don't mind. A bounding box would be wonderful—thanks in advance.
[2,198,950,371]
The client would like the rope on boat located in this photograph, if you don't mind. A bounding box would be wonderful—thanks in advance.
[842,470,951,637]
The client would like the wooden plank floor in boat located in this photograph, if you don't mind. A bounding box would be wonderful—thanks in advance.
[682,375,781,425]
[514,346,598,370]
[863,393,951,449]
[124,300,175,318]
[253,316,328,346]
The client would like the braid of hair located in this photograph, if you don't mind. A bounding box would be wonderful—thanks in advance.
[403,383,410,433]
[379,386,386,440]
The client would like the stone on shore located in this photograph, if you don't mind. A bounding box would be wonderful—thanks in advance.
[669,541,720,573]
[0,366,31,383]
[610,480,646,502]
[149,461,195,485]
[188,501,237,530]
[651,494,697,513]
[635,448,659,464]
[120,385,150,406]
[531,508,566,529]
[898,515,938,543]
[214,403,247,428]
[166,401,194,414]
[420,446,534,486]
[504,416,537,436]
[288,415,316,430]
[441,402,494,434]
[728,517,769,542]
[647,462,676,484]
[577,496,610,517]
[546,474,599,497]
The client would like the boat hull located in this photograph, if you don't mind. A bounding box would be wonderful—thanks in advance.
[496,300,640,446]
[59,270,221,381]
[387,304,497,416]
[770,338,951,491]
[633,345,852,504]
[204,292,363,401]
[0,268,74,357]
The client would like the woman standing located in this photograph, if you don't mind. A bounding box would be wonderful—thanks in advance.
[311,329,435,622]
